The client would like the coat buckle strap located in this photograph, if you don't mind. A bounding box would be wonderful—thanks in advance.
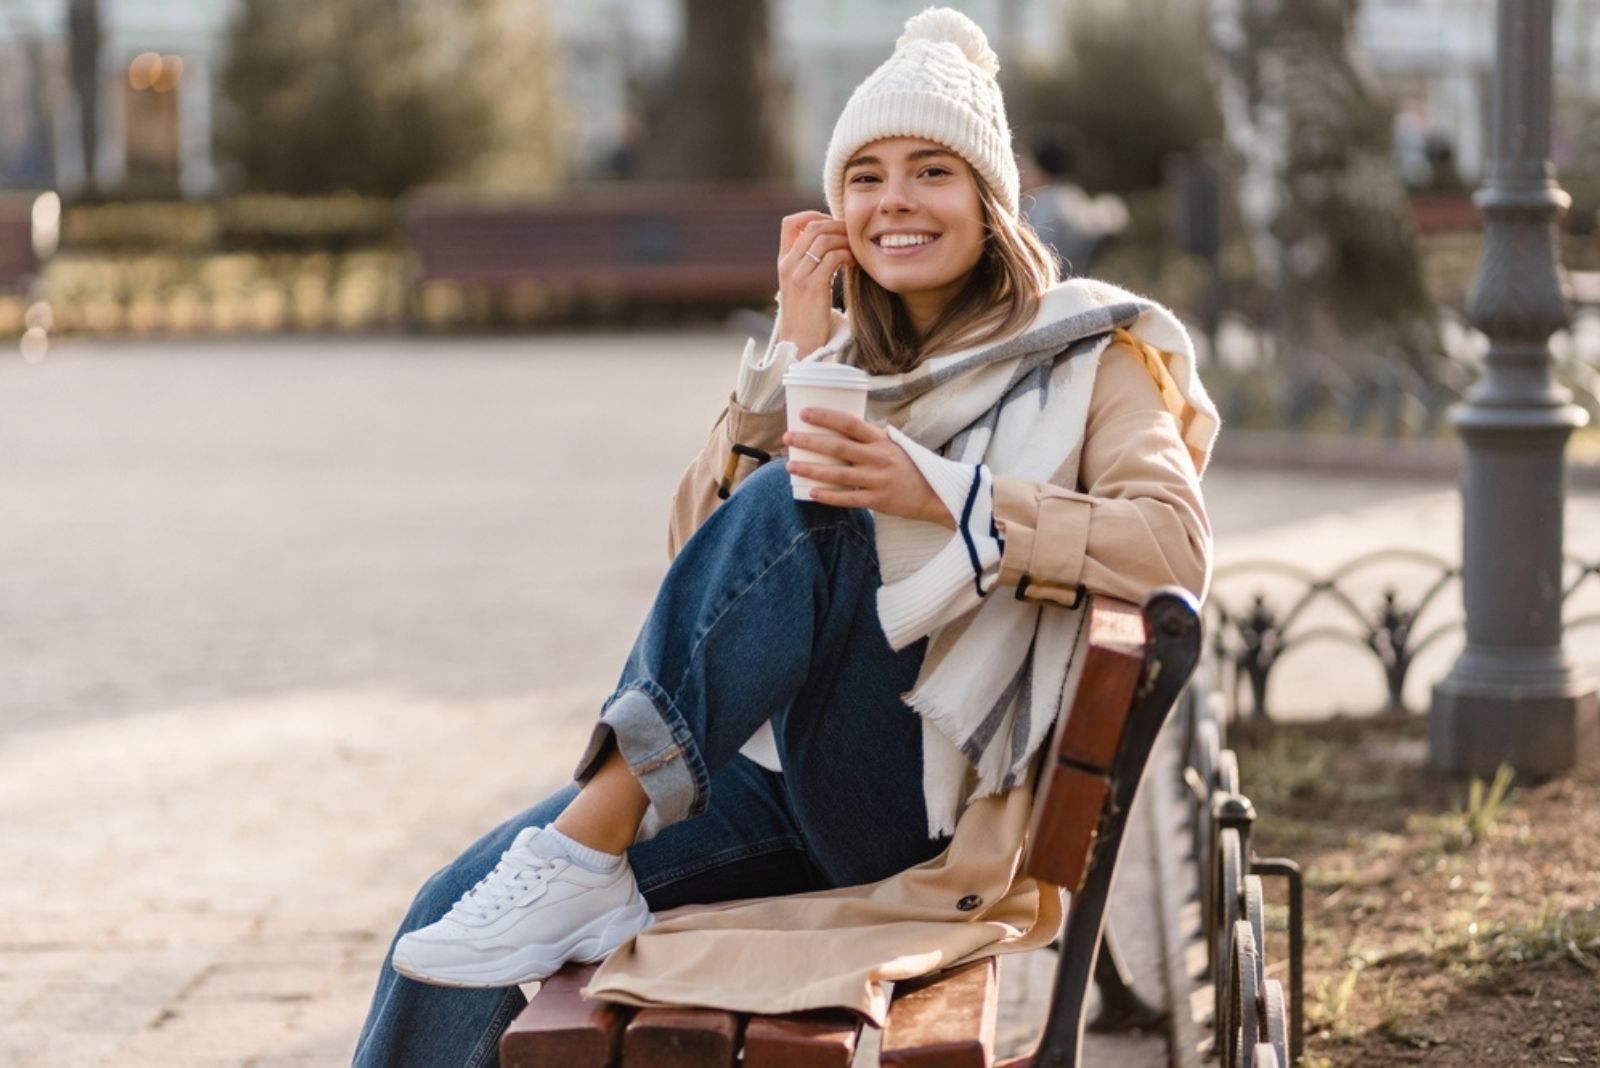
[1015,574,1088,609]
[717,443,773,500]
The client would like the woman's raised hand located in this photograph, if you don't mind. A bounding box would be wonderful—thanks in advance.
[784,409,956,529]
[775,211,853,356]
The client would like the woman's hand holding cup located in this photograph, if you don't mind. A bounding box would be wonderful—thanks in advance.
[775,211,853,357]
[783,405,956,530]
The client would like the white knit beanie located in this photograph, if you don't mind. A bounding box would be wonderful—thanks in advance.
[822,7,1018,220]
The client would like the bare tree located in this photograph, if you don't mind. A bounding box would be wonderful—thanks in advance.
[1209,0,1443,420]
[635,0,790,182]
[67,0,100,194]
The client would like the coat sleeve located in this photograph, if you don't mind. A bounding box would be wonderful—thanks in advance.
[991,340,1212,606]
[666,394,789,560]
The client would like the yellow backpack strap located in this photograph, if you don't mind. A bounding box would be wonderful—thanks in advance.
[1109,327,1204,467]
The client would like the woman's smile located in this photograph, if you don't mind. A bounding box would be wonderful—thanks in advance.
[871,229,942,255]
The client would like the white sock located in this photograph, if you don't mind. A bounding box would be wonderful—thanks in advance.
[541,825,624,873]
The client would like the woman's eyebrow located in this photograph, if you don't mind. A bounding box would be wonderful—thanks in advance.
[845,149,956,170]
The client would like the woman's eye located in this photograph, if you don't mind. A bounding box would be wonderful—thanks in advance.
[920,167,951,178]
[849,174,880,185]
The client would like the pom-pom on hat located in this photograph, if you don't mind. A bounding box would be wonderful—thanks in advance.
[822,7,1018,220]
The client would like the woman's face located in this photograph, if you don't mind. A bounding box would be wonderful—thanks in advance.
[842,136,986,326]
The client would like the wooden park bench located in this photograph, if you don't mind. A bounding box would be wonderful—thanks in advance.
[499,587,1204,1067]
[402,186,807,318]
[0,195,39,295]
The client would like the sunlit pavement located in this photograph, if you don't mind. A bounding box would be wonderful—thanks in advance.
[2,333,1596,1064]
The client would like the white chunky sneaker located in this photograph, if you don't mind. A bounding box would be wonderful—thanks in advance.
[391,826,656,988]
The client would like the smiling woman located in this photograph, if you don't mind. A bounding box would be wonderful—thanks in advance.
[355,9,1220,1066]
[843,141,987,332]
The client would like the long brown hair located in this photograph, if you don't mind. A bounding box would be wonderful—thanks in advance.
[844,170,1061,375]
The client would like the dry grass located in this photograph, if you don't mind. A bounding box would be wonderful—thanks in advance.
[1234,715,1600,1066]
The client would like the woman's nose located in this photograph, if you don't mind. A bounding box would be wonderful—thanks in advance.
[877,177,916,212]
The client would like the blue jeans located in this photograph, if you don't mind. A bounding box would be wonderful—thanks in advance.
[353,462,949,1068]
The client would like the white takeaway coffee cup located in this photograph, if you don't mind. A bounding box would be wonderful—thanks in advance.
[783,361,872,501]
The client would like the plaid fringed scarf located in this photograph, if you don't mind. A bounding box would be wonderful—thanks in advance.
[817,278,1218,837]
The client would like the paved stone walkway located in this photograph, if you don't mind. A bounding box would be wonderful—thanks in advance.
[3,332,1596,1065]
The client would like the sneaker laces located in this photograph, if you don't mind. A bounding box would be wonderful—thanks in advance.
[447,843,561,923]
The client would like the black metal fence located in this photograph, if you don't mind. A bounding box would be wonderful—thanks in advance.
[1206,303,1600,438]
[1207,549,1600,721]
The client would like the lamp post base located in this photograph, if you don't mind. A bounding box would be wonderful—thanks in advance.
[1429,650,1599,776]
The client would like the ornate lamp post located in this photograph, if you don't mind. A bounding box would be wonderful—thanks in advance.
[1430,0,1599,775]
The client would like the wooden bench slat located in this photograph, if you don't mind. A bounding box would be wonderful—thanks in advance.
[742,1009,863,1067]
[1028,764,1112,893]
[499,962,628,1068]
[623,1006,742,1067]
[1023,597,1147,891]
[1057,600,1146,770]
[879,957,998,1067]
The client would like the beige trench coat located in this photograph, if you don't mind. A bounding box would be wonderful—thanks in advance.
[581,339,1212,1025]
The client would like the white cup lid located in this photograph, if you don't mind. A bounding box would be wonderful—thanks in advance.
[782,361,871,390]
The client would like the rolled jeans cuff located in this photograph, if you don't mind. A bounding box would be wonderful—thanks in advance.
[571,683,707,845]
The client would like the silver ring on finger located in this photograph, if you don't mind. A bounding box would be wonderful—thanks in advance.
[803,249,823,264]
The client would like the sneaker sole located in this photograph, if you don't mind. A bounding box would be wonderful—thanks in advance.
[391,892,656,989]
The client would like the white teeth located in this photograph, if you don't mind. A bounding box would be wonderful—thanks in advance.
[878,233,935,248]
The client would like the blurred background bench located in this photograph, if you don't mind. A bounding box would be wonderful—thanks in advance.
[0,196,39,295]
[403,187,808,325]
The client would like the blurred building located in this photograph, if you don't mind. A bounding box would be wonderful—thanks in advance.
[544,0,1509,193]
[0,0,232,195]
[1359,0,1495,190]
[5,0,1600,199]
[1361,0,1600,187]
[556,0,1600,194]
[1,0,1063,198]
